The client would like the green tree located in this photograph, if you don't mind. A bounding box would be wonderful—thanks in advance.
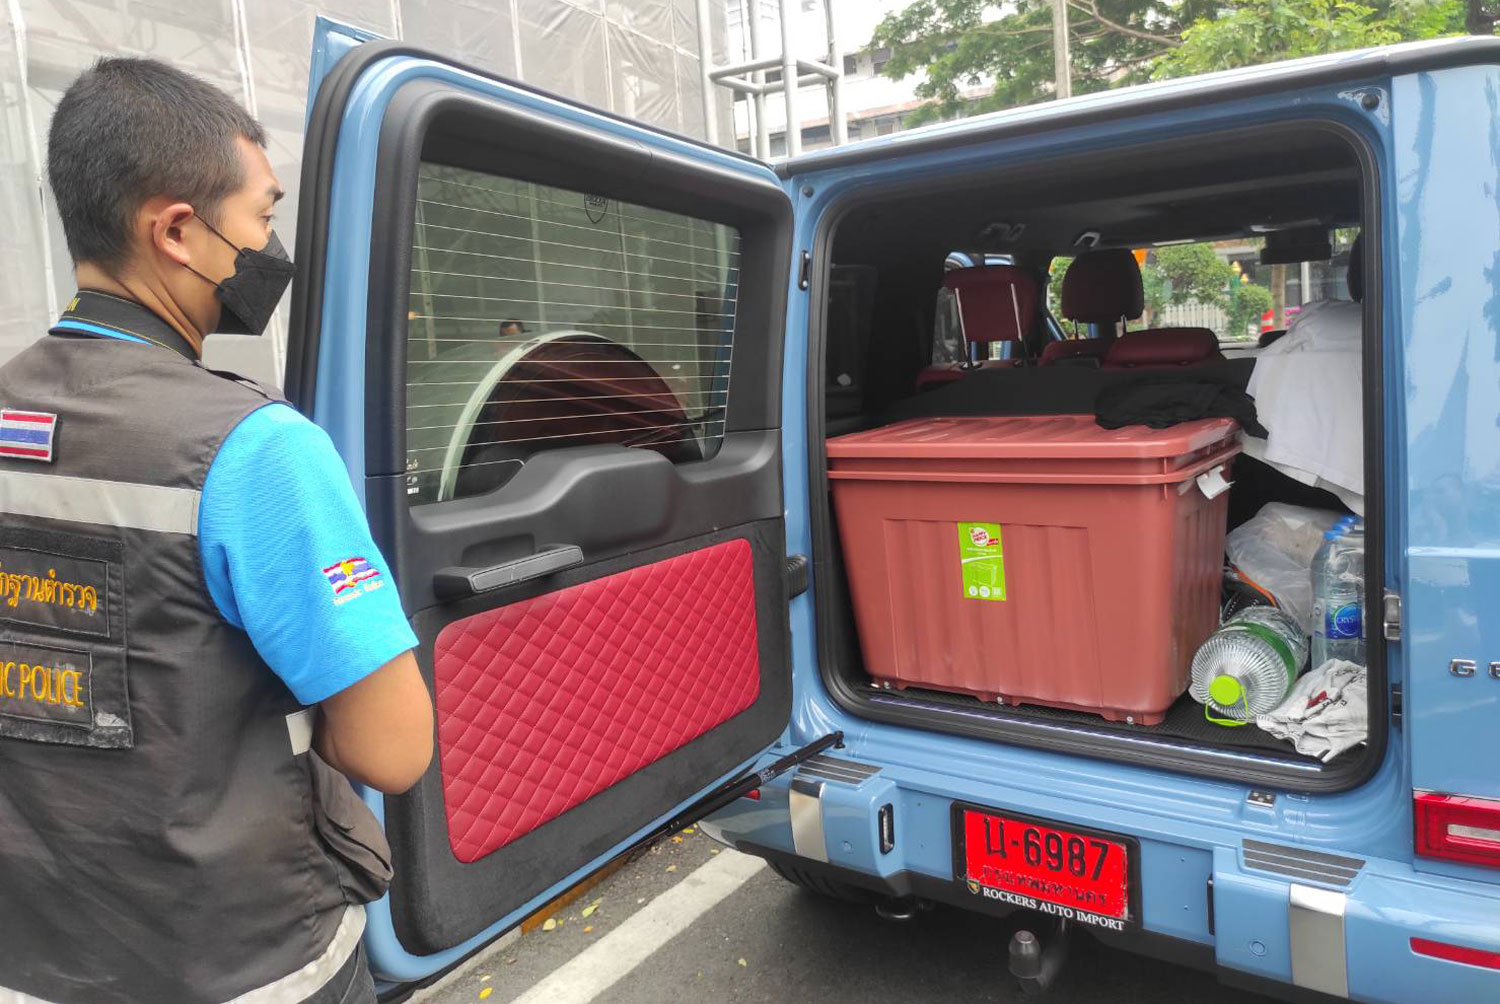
[870,0,1220,125]
[1155,0,1466,78]
[1469,0,1500,33]
[1143,244,1234,321]
[1046,254,1073,320]
[1227,283,1275,340]
[871,0,1473,123]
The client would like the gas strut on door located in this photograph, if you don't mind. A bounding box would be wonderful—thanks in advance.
[639,731,846,847]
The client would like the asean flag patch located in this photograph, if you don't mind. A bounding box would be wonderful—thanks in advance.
[324,556,380,596]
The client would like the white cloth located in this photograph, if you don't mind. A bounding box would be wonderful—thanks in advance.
[1256,659,1367,761]
[1243,299,1365,513]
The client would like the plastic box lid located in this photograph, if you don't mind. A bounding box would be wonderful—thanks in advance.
[826,414,1238,460]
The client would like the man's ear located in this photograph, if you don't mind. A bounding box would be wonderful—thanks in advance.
[146,201,198,268]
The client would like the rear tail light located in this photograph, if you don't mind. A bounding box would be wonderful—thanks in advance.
[1414,792,1500,867]
[1411,938,1500,970]
[741,788,761,801]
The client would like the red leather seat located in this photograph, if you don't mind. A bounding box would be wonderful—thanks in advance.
[916,265,1038,390]
[1039,249,1144,367]
[1103,328,1224,368]
[916,358,1024,389]
[1049,249,1223,369]
[1038,339,1108,367]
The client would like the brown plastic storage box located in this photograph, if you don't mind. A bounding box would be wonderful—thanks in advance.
[826,414,1240,725]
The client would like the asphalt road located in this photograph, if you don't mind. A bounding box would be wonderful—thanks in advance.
[413,829,1280,1004]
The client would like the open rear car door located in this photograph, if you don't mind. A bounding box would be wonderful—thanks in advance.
[286,20,819,982]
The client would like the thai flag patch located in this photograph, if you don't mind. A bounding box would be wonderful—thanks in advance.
[324,556,380,595]
[0,409,57,462]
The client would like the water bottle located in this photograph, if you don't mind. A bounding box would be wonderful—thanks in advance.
[1312,525,1365,668]
[1190,607,1309,725]
[1342,523,1366,644]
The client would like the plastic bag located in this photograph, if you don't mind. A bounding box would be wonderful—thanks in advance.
[1225,503,1345,633]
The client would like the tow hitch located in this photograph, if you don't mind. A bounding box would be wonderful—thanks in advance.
[1008,919,1072,996]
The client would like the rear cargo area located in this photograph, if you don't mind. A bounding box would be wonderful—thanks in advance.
[828,415,1237,726]
[807,124,1379,782]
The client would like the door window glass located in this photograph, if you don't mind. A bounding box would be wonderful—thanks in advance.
[405,164,741,504]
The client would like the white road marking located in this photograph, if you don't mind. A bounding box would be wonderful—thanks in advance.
[503,849,767,1004]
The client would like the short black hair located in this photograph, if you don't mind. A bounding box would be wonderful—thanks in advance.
[47,58,268,270]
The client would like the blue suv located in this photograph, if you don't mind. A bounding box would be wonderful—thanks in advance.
[293,23,1500,1002]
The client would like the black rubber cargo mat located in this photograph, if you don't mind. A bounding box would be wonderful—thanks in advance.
[873,684,1343,764]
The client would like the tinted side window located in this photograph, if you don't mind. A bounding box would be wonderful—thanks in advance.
[404,165,741,504]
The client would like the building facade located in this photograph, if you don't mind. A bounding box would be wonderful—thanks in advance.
[724,0,988,156]
[0,0,734,375]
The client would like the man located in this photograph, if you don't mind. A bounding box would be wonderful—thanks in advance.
[0,59,433,1003]
[500,319,526,338]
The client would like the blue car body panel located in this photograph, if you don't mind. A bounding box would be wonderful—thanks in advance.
[302,19,1500,995]
[1390,64,1500,808]
[746,42,1500,1001]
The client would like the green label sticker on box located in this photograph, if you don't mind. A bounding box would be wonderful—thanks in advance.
[958,522,1006,601]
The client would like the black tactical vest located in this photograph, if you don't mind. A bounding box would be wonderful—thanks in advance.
[0,294,363,1003]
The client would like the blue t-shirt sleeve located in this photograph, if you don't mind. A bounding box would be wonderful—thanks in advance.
[199,403,418,705]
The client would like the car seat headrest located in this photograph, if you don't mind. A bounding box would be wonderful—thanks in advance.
[1060,249,1145,325]
[941,265,1039,344]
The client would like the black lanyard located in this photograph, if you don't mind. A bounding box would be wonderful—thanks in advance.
[49,290,198,360]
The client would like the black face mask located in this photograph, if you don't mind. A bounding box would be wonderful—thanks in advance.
[188,218,296,336]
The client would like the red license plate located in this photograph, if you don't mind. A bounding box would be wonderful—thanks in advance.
[955,805,1135,931]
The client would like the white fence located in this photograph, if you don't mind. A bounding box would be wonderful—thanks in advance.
[1159,301,1229,332]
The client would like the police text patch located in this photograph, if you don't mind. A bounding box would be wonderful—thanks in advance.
[0,545,109,637]
[0,528,130,749]
[0,640,92,731]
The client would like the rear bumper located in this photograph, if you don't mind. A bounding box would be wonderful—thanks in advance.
[723,840,1345,1004]
[701,753,1500,1004]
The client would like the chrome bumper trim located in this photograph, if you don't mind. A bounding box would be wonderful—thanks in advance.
[788,777,828,863]
[1289,883,1349,998]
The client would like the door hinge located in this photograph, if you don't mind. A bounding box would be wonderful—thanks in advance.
[785,554,811,598]
[1382,590,1401,642]
[1390,683,1402,729]
[797,250,812,290]
[639,731,844,847]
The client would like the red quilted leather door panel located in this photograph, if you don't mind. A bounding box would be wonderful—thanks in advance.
[434,539,763,863]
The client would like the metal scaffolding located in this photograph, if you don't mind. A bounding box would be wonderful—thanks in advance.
[699,0,846,159]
